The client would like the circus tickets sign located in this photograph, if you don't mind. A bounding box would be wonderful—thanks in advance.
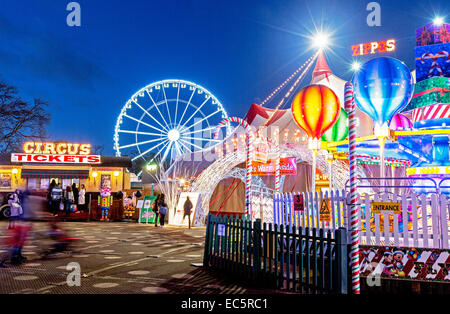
[11,153,101,164]
[251,158,297,176]
[359,246,450,282]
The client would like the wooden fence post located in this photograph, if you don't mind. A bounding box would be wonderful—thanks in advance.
[253,219,262,282]
[335,227,348,294]
[203,213,212,267]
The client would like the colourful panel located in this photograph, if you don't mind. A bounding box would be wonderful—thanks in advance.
[415,43,450,83]
[405,77,450,111]
[416,23,450,47]
[412,104,450,122]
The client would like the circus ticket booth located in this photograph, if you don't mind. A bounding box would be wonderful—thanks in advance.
[0,142,132,220]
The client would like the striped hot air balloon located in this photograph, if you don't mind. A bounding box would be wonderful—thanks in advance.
[322,108,349,142]
[292,84,341,140]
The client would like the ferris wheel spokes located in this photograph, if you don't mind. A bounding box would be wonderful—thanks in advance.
[118,130,165,137]
[123,114,166,134]
[174,83,181,126]
[177,87,197,130]
[132,99,169,132]
[119,137,164,150]
[182,109,222,132]
[132,139,170,162]
[161,85,173,126]
[179,96,211,130]
[146,89,171,128]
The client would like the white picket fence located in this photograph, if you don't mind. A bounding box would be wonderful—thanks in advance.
[273,190,450,249]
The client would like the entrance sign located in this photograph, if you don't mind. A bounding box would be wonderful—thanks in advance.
[171,192,201,227]
[293,194,304,212]
[11,153,101,164]
[251,158,297,176]
[351,39,396,56]
[371,202,402,215]
[319,198,332,222]
[139,196,157,224]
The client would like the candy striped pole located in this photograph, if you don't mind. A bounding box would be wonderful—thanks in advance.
[214,117,254,219]
[344,82,360,294]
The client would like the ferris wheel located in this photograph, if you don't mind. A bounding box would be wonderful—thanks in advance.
[114,79,229,164]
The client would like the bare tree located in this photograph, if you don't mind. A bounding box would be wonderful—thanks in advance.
[0,81,50,153]
[92,144,105,155]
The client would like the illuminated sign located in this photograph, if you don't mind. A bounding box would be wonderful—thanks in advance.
[251,158,297,176]
[11,154,101,164]
[23,142,92,155]
[352,39,396,56]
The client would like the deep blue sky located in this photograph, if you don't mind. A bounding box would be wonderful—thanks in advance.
[0,0,449,155]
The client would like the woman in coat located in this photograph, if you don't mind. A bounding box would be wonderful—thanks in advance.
[78,184,86,212]
[7,191,22,229]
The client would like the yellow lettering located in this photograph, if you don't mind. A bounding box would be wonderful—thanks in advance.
[23,142,34,153]
[43,143,56,154]
[67,144,80,155]
[34,143,43,154]
[56,143,67,155]
[79,144,91,155]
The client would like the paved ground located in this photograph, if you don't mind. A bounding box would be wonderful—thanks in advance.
[0,221,279,294]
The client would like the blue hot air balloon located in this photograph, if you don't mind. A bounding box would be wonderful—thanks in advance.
[352,57,414,128]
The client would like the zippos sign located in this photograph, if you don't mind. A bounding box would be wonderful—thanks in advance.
[352,39,396,56]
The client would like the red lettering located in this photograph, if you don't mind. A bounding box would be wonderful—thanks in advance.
[64,155,75,163]
[87,156,101,163]
[48,155,62,162]
[363,43,371,55]
[351,45,360,56]
[378,40,386,52]
[33,155,47,162]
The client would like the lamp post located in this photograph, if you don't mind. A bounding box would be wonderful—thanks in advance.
[147,162,158,196]
[92,171,98,187]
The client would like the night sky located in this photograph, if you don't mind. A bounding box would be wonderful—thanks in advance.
[0,0,449,155]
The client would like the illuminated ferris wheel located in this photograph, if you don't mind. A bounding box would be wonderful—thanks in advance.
[114,79,229,164]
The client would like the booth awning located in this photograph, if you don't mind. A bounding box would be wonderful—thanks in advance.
[21,169,90,179]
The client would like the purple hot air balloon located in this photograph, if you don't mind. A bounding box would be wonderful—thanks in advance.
[389,113,413,131]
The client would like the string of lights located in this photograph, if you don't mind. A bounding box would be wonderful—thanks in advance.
[259,53,318,107]
[263,51,319,127]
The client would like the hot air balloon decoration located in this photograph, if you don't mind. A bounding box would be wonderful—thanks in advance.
[292,84,341,192]
[352,57,414,184]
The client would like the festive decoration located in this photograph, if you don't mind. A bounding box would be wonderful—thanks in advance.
[416,23,450,47]
[352,57,414,129]
[322,108,349,142]
[389,113,413,130]
[214,117,255,219]
[415,43,450,82]
[98,186,113,221]
[406,77,450,111]
[344,81,360,294]
[292,85,341,139]
[412,104,450,122]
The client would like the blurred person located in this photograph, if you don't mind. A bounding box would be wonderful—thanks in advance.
[158,194,168,228]
[64,186,74,217]
[0,220,32,267]
[72,183,79,209]
[41,222,78,259]
[7,191,22,229]
[183,196,193,229]
[51,183,63,216]
[78,184,86,212]
[153,194,160,227]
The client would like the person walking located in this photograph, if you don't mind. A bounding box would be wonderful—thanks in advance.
[51,184,63,216]
[64,186,74,217]
[72,183,79,210]
[183,196,193,229]
[158,194,168,228]
[78,184,86,212]
[152,194,160,227]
